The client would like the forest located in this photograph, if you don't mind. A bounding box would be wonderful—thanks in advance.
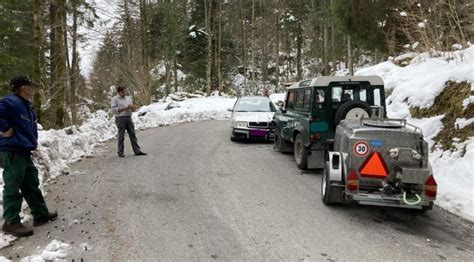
[0,0,473,129]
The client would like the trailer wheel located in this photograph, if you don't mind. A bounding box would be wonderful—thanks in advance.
[322,162,343,205]
[294,134,308,170]
[335,100,371,125]
[413,201,434,213]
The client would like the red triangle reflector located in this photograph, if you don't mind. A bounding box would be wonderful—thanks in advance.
[359,152,389,179]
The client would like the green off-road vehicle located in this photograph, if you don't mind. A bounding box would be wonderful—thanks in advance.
[272,76,386,169]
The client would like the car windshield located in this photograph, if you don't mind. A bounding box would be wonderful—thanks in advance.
[234,99,274,112]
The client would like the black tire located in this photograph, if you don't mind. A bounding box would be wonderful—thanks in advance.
[334,100,371,126]
[414,201,434,213]
[274,133,284,152]
[230,136,237,142]
[294,134,308,170]
[274,127,292,153]
[322,162,343,205]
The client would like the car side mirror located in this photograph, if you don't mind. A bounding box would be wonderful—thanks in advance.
[227,108,233,112]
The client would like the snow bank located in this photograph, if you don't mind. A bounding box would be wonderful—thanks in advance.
[357,46,474,109]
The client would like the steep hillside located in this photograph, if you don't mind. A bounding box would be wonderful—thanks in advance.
[411,81,473,153]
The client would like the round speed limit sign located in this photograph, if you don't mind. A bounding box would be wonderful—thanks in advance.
[354,141,369,157]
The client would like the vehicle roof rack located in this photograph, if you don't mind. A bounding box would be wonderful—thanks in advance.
[310,76,384,86]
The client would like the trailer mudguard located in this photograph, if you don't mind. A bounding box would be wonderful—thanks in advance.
[328,151,343,182]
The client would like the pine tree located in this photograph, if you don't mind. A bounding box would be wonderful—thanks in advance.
[0,0,35,89]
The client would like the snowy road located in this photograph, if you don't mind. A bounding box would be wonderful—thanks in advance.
[2,120,473,260]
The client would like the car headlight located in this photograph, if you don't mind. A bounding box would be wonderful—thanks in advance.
[232,121,248,128]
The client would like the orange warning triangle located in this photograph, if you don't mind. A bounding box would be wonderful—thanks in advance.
[359,152,389,179]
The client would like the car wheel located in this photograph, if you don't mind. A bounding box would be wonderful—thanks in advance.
[322,162,343,205]
[274,133,283,152]
[294,134,308,170]
[230,129,237,142]
[274,127,292,153]
[334,101,371,126]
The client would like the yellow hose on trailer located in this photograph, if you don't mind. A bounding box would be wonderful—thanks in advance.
[403,192,422,205]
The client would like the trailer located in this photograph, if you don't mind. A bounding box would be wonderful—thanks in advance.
[321,109,437,211]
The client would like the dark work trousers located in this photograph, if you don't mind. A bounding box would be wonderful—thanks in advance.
[1,151,49,223]
[115,116,141,155]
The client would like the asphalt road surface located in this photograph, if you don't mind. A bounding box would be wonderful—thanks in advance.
[2,120,473,261]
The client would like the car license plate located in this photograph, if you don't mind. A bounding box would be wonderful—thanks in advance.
[249,129,267,137]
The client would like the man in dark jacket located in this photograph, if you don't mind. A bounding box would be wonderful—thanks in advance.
[0,75,57,237]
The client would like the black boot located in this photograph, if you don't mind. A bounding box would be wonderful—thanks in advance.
[2,221,34,237]
[135,152,147,156]
[33,211,58,226]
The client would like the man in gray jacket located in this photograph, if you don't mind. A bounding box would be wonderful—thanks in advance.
[111,86,147,157]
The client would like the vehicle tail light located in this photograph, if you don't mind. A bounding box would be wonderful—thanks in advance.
[346,170,359,191]
[424,175,437,198]
[310,134,321,143]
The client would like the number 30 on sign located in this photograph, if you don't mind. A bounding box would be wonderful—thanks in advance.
[354,141,369,157]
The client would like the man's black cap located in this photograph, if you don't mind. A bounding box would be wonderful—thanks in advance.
[10,75,37,90]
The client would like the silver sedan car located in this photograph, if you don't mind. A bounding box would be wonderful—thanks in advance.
[229,96,277,141]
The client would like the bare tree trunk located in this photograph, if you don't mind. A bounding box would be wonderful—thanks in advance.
[33,0,44,124]
[165,62,171,95]
[251,0,256,94]
[387,25,396,56]
[140,0,149,69]
[296,0,303,81]
[262,44,268,82]
[217,0,222,95]
[322,0,329,75]
[174,56,178,92]
[69,0,80,125]
[49,0,67,128]
[331,21,336,72]
[239,0,246,77]
[172,4,179,95]
[323,26,329,75]
[205,0,212,96]
[286,27,291,81]
[182,0,188,28]
[275,0,280,89]
[140,0,151,104]
[260,0,268,84]
[124,0,133,65]
[296,33,302,80]
[348,35,354,76]
[62,1,71,126]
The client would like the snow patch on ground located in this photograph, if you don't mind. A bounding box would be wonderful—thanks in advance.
[0,239,70,261]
